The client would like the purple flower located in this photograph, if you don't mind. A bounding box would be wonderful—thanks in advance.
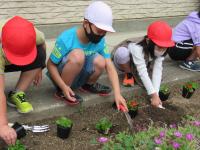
[186,133,193,141]
[172,141,180,149]
[170,124,176,128]
[174,131,182,138]
[154,137,162,145]
[193,121,200,127]
[159,131,165,138]
[98,137,108,143]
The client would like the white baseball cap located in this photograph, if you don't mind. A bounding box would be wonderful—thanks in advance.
[84,1,115,32]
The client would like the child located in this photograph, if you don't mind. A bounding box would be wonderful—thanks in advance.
[47,1,128,110]
[0,16,46,145]
[168,11,200,71]
[112,21,174,107]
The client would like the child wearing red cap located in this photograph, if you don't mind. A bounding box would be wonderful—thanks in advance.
[0,16,46,145]
[47,1,128,110]
[112,21,174,108]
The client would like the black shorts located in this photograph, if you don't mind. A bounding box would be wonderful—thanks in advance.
[167,39,193,61]
[5,44,46,73]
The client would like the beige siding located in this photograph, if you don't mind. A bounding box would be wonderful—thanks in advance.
[0,0,199,25]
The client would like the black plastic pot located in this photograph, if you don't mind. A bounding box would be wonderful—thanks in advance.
[159,91,170,101]
[12,122,26,139]
[57,125,72,139]
[128,109,138,118]
[182,87,194,99]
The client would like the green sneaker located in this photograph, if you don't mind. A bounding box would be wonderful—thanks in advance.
[7,91,33,113]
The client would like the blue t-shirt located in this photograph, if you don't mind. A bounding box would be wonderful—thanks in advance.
[50,27,110,64]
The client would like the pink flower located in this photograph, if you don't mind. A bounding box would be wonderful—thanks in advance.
[193,121,200,127]
[172,141,180,149]
[159,131,165,138]
[174,131,182,138]
[154,137,162,145]
[186,133,193,141]
[98,137,108,143]
[170,124,176,128]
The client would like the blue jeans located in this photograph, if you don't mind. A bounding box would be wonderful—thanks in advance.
[46,53,98,90]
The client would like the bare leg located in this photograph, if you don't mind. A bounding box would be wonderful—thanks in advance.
[87,55,105,84]
[61,49,85,86]
[118,62,132,73]
[15,68,41,91]
[187,46,198,60]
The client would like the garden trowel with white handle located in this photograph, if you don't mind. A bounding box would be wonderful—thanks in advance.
[8,122,50,133]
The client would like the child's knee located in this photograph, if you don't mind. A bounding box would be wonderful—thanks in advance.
[68,49,85,66]
[93,55,106,70]
[114,47,130,64]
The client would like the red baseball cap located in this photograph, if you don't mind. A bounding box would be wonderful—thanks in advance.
[2,16,37,66]
[147,21,174,47]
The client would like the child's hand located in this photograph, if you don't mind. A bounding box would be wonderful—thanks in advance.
[33,69,42,86]
[63,86,76,102]
[0,124,17,145]
[115,94,128,112]
[151,93,162,107]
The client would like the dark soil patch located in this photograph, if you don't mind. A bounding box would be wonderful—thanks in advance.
[1,81,200,150]
[0,102,185,150]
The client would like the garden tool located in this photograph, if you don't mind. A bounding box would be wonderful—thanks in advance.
[8,122,50,133]
[119,104,134,132]
[158,104,165,109]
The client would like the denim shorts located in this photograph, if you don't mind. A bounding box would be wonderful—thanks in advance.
[47,53,98,90]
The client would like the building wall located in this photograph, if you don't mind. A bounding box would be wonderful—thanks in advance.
[0,0,199,25]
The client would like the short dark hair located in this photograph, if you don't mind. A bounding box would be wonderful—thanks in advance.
[198,11,200,18]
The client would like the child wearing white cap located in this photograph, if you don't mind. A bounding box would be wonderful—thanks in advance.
[47,1,128,111]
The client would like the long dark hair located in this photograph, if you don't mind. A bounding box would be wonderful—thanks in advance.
[137,36,167,58]
[137,36,155,58]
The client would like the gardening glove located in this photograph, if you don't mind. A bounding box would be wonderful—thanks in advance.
[0,124,17,145]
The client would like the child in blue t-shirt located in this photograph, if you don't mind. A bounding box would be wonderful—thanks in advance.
[47,1,128,111]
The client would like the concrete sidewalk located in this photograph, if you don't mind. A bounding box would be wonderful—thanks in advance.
[5,31,200,123]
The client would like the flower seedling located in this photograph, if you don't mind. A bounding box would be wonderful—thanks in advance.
[159,84,170,101]
[183,81,199,92]
[95,117,112,135]
[56,117,73,139]
[127,100,139,118]
[182,81,199,98]
[56,117,72,128]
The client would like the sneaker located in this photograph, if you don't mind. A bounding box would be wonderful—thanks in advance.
[80,83,111,96]
[179,61,200,72]
[7,91,33,113]
[123,73,134,87]
[54,90,82,105]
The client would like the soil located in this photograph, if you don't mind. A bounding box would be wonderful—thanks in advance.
[1,82,200,150]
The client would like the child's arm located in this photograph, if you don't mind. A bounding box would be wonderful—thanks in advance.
[47,59,75,102]
[152,57,165,93]
[105,58,128,111]
[0,75,17,145]
[128,43,162,107]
